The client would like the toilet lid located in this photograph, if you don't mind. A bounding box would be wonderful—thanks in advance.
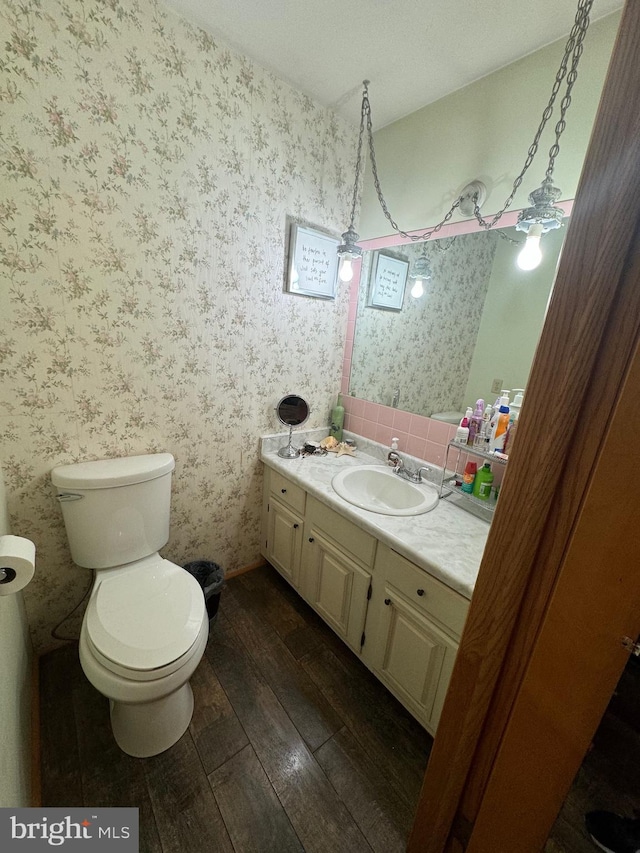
[86,559,205,671]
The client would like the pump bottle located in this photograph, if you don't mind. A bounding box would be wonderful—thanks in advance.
[490,394,510,452]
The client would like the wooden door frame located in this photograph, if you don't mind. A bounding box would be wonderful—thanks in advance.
[409,2,640,850]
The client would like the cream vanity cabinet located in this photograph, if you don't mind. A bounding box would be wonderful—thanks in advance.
[261,466,469,734]
[361,544,468,732]
[300,495,375,654]
[262,468,306,589]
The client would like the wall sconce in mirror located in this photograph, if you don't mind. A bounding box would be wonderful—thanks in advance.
[339,0,592,273]
[275,394,311,458]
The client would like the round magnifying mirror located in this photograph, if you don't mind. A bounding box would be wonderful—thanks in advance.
[275,394,310,458]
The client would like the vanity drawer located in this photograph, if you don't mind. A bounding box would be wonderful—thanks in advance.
[375,544,468,639]
[268,469,306,515]
[306,495,376,568]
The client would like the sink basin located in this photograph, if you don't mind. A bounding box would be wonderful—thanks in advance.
[331,466,439,516]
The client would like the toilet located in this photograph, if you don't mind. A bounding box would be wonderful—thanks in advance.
[51,453,208,758]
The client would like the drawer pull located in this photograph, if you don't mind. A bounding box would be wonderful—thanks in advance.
[416,588,425,597]
[293,523,299,529]
[384,598,391,606]
[308,537,314,543]
[281,488,287,493]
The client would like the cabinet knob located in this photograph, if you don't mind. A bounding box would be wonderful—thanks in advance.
[281,488,287,493]
[308,537,314,543]
[416,588,425,597]
[293,523,299,529]
[384,598,391,606]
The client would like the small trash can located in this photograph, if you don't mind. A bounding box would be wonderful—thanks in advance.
[183,560,224,625]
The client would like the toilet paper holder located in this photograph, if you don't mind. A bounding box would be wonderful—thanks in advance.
[0,567,16,584]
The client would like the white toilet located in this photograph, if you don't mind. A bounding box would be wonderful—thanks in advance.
[51,453,208,758]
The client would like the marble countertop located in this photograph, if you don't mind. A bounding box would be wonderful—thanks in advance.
[260,431,489,600]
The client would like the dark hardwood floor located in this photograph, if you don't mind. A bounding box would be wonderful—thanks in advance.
[39,565,432,853]
[40,563,639,852]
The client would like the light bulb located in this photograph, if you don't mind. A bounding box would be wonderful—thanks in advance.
[338,257,354,282]
[410,279,424,298]
[517,223,544,271]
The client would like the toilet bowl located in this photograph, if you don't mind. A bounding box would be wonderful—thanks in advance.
[51,453,208,757]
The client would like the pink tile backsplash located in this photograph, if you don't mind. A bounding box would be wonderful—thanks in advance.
[427,419,452,445]
[392,409,412,433]
[342,394,458,468]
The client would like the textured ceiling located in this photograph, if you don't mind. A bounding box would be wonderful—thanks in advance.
[161,0,623,128]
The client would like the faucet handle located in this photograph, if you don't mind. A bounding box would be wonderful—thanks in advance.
[416,466,431,483]
[387,451,402,469]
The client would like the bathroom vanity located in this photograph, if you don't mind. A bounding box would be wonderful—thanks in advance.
[260,435,488,734]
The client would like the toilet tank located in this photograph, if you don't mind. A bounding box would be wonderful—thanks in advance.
[51,453,176,569]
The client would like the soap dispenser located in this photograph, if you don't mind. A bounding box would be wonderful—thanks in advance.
[329,394,345,442]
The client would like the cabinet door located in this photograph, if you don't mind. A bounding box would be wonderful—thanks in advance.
[301,529,371,653]
[265,497,304,588]
[364,583,458,733]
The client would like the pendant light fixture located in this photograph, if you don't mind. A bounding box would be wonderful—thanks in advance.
[339,0,593,275]
[409,248,432,299]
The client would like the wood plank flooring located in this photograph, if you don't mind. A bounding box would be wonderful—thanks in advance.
[39,565,432,853]
[39,563,639,852]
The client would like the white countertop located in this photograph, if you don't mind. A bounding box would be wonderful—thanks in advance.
[260,433,489,600]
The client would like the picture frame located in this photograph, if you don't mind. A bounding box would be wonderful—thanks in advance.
[368,251,409,311]
[285,220,339,299]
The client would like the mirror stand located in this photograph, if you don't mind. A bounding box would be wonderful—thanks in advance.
[278,424,299,458]
[274,394,311,459]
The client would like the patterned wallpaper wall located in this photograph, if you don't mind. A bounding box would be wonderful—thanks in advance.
[0,0,355,652]
[349,233,498,416]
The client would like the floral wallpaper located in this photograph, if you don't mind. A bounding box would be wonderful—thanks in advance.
[349,232,498,416]
[0,0,355,652]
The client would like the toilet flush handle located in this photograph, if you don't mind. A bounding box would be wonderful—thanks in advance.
[56,493,84,502]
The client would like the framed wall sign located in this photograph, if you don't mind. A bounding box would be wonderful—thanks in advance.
[285,221,339,299]
[368,251,409,310]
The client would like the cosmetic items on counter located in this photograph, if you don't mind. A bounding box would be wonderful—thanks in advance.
[460,461,477,494]
[472,462,494,500]
[329,394,345,442]
[454,415,470,444]
[489,394,510,452]
[468,400,484,446]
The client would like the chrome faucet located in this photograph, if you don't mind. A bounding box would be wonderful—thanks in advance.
[387,451,431,484]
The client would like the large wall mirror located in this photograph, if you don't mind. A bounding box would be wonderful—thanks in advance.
[348,216,568,419]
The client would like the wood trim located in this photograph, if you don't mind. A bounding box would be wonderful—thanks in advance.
[409,3,640,850]
[31,652,41,807]
[467,337,640,851]
[226,558,266,579]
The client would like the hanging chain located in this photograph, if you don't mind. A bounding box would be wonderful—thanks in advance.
[356,0,593,241]
[363,80,463,241]
[473,0,593,230]
[346,85,368,232]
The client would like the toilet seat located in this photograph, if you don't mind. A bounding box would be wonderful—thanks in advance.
[85,556,205,680]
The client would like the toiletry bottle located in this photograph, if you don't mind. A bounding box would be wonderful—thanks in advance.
[510,389,525,420]
[472,462,494,500]
[502,418,518,455]
[461,461,477,494]
[329,394,345,442]
[468,399,484,446]
[490,394,510,452]
[454,415,469,445]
